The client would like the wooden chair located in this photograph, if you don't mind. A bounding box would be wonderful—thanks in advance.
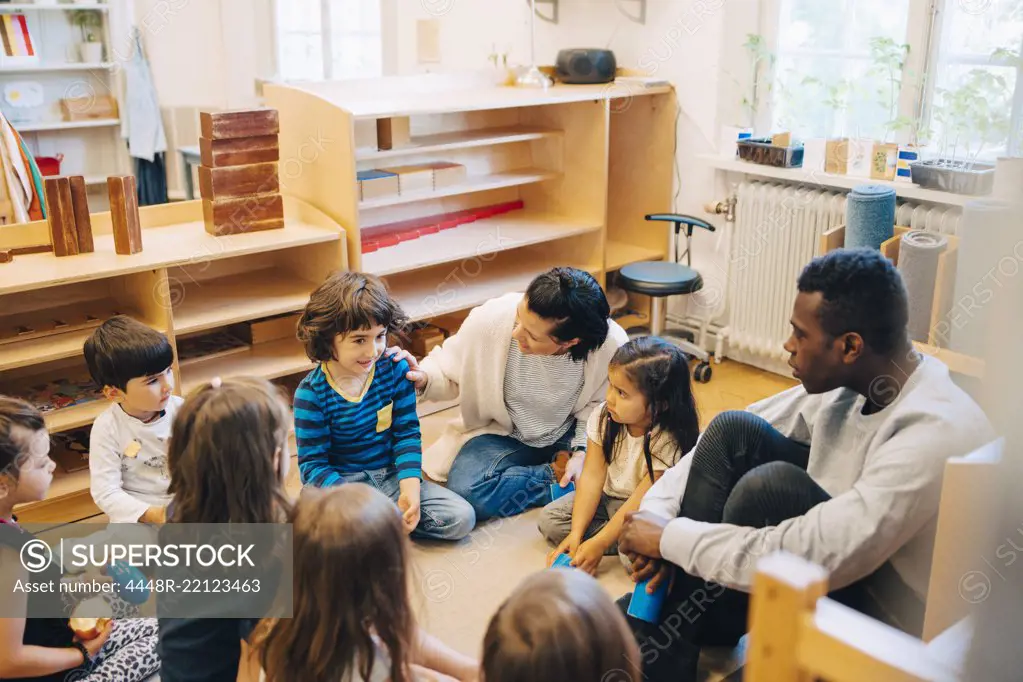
[745,438,1003,681]
[746,552,967,682]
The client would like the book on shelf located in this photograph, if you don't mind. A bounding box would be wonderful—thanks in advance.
[0,14,37,65]
[7,370,104,413]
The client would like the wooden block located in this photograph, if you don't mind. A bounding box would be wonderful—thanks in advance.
[428,161,467,188]
[10,244,54,256]
[771,131,792,147]
[0,249,11,263]
[230,312,301,345]
[198,162,279,199]
[377,116,411,150]
[68,176,94,254]
[357,170,399,201]
[108,175,143,255]
[43,176,79,257]
[200,108,280,141]
[199,135,279,167]
[379,164,434,194]
[202,193,284,236]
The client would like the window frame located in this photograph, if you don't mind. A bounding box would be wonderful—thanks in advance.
[761,0,1023,158]
[272,0,383,82]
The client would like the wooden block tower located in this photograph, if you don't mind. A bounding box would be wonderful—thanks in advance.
[198,108,284,236]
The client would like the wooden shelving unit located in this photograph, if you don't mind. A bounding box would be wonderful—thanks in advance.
[265,72,676,325]
[0,197,347,524]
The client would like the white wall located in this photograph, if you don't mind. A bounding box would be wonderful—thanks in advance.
[391,0,761,318]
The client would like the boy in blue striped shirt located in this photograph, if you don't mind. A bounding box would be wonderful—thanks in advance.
[294,271,475,541]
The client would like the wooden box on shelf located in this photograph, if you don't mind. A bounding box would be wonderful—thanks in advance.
[229,312,302,346]
[61,95,119,122]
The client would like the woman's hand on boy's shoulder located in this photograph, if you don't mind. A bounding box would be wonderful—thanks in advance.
[385,347,428,391]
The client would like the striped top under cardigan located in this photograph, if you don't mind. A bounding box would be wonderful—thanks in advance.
[294,356,422,486]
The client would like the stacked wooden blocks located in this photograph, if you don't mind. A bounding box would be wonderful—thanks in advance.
[44,176,95,257]
[198,108,284,236]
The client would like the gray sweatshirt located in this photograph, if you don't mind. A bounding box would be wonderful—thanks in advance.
[641,355,994,597]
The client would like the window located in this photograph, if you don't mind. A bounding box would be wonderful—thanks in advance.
[274,0,382,82]
[768,0,1023,162]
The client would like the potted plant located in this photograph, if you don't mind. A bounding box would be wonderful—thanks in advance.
[912,52,1013,194]
[720,34,773,157]
[68,9,103,63]
[802,76,852,174]
[867,37,910,180]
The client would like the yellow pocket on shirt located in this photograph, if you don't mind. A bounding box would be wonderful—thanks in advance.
[376,403,393,433]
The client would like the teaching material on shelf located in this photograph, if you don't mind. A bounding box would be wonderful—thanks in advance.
[68,175,94,253]
[229,312,302,346]
[108,174,142,254]
[60,94,117,122]
[0,249,11,263]
[360,200,524,254]
[427,161,467,188]
[6,368,104,414]
[200,133,279,168]
[407,323,447,359]
[357,169,399,201]
[51,427,90,474]
[358,168,557,210]
[198,161,279,198]
[200,107,279,140]
[356,126,561,161]
[43,175,78,256]
[176,329,250,367]
[202,192,284,236]
[871,142,898,181]
[0,301,114,346]
[378,163,435,194]
[376,116,410,150]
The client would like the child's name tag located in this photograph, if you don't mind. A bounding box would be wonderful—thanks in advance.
[124,440,142,459]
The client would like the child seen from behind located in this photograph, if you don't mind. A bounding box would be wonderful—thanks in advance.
[252,484,479,682]
[539,336,699,573]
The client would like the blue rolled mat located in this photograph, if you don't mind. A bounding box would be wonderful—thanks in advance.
[845,184,896,250]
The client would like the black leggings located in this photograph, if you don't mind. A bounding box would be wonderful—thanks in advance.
[620,410,924,682]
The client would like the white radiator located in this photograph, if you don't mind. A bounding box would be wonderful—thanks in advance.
[724,181,962,369]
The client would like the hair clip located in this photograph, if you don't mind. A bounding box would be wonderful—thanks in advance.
[210,376,223,389]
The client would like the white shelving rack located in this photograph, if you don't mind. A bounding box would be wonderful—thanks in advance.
[0,1,130,208]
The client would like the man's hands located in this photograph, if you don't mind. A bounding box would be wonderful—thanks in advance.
[386,347,427,392]
[619,510,669,560]
[628,555,674,594]
[397,477,422,534]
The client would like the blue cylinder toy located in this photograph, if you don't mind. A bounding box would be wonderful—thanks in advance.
[550,481,575,501]
[550,553,574,569]
[105,562,150,605]
[627,576,669,623]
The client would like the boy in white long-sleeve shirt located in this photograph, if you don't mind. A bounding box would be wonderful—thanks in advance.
[85,316,180,524]
[616,249,994,682]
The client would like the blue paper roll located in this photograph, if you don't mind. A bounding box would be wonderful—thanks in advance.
[550,481,575,501]
[627,577,669,623]
[551,553,574,569]
[845,184,896,250]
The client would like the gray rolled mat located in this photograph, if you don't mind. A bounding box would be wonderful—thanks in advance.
[845,184,896,249]
[897,230,947,342]
[950,199,1016,356]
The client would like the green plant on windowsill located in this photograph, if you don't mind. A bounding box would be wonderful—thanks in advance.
[740,33,774,130]
[68,9,103,43]
[867,36,913,144]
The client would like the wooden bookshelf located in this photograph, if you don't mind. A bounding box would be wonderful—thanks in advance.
[2,196,347,524]
[265,72,676,322]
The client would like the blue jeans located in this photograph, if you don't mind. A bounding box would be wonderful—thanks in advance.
[446,431,573,522]
[330,467,475,541]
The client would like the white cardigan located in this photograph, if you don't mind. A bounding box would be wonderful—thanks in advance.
[420,292,629,482]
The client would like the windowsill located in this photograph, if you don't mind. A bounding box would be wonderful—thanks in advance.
[697,154,981,208]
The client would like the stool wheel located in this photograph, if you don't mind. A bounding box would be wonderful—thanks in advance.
[694,361,712,384]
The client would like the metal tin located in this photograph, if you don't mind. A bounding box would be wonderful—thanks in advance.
[909,159,995,195]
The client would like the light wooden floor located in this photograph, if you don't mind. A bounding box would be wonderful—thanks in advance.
[284,359,796,672]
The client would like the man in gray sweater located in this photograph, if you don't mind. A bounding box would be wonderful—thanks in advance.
[617,248,993,682]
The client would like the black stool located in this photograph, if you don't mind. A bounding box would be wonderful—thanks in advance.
[617,213,716,382]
